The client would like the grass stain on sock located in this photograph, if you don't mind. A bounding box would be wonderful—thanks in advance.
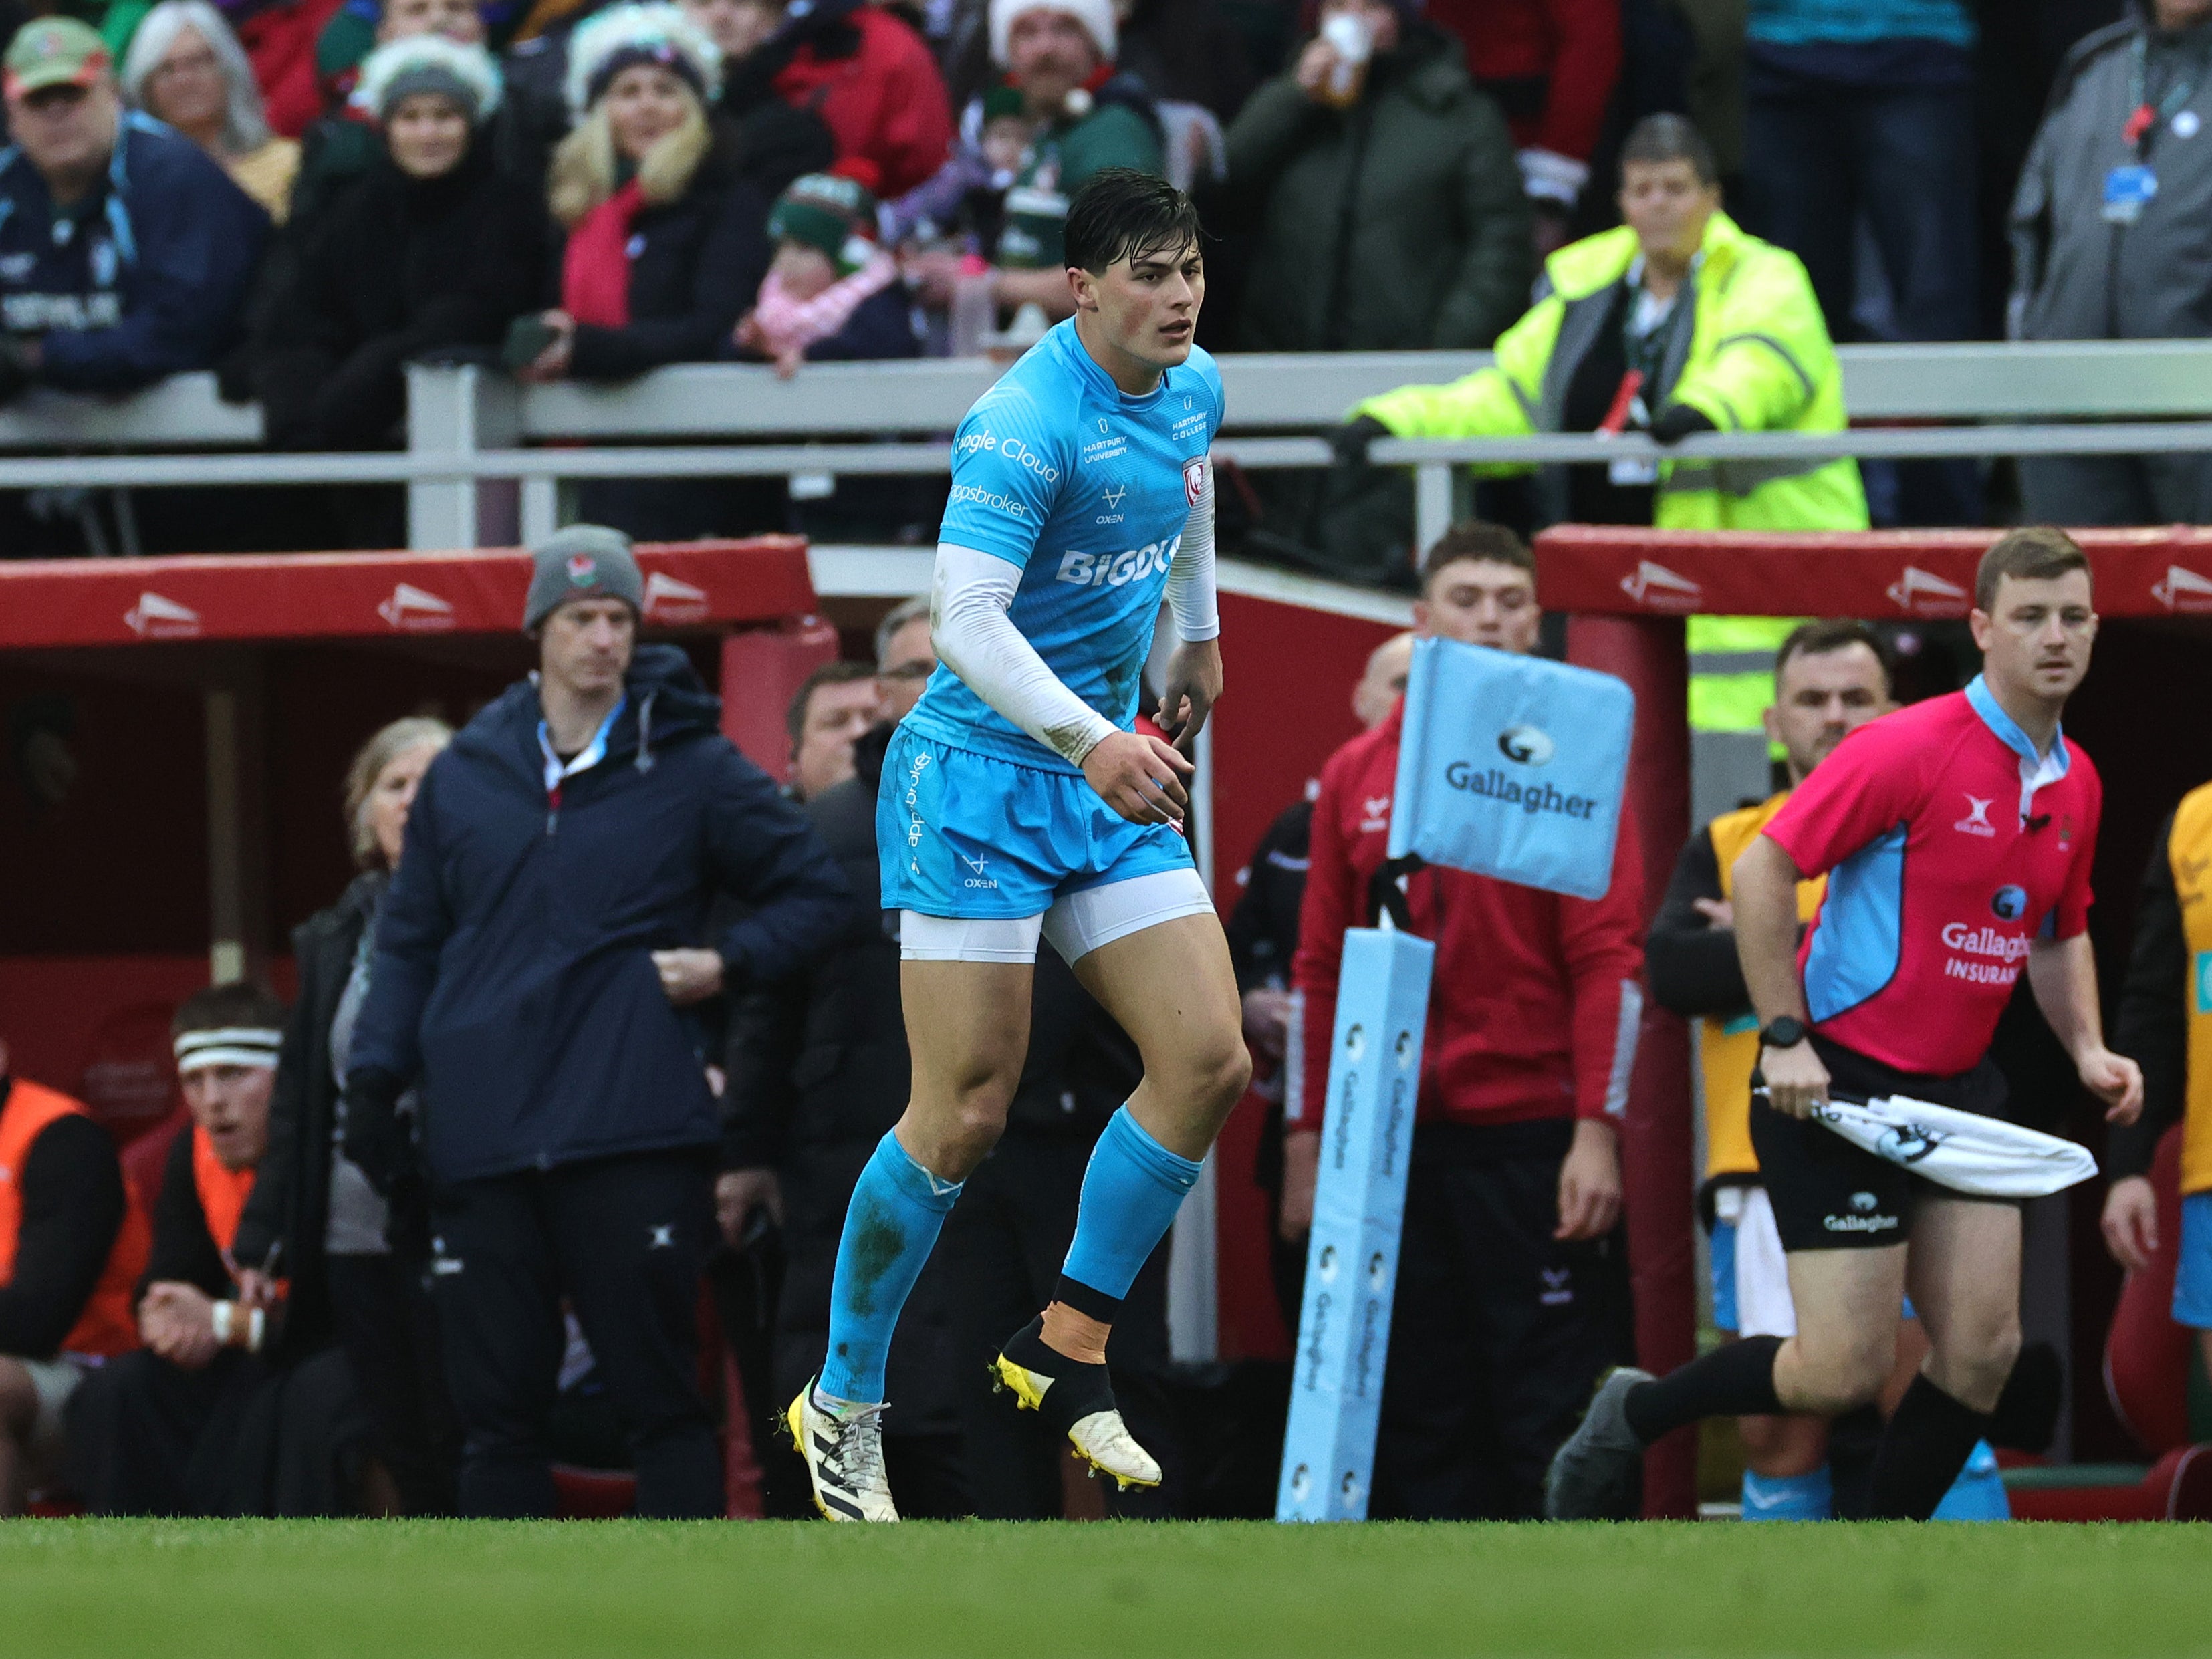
[844,1204,907,1317]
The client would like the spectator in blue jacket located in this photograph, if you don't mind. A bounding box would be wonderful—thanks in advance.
[338,524,852,1519]
[0,15,269,400]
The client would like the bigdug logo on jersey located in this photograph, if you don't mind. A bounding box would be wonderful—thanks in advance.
[1940,922,2032,987]
[1054,535,1183,588]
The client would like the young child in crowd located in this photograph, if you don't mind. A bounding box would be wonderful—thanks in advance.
[734,172,916,377]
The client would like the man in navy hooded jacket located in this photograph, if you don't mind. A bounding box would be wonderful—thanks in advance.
[338,525,852,1519]
[0,17,268,399]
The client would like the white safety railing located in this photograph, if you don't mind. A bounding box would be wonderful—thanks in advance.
[4,341,2212,562]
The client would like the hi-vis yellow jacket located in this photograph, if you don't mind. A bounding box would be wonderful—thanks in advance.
[1352,210,1868,535]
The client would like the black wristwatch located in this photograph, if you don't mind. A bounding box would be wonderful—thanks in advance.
[1759,1016,1808,1051]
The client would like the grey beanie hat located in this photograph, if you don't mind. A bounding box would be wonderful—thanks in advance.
[525,524,644,631]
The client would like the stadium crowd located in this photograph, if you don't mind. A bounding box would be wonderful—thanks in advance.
[0,0,2197,557]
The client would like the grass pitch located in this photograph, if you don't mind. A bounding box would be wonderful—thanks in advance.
[7,1518,2209,1658]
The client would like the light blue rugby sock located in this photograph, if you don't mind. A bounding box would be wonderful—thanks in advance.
[1739,1465,1833,1522]
[818,1132,963,1404]
[1059,1106,1203,1311]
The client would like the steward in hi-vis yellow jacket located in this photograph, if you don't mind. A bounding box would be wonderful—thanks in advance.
[1353,209,1866,765]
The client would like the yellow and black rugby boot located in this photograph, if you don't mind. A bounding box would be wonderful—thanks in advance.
[990,1315,1162,1491]
[785,1378,898,1522]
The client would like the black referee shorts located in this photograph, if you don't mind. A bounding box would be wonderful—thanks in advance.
[1749,1033,2019,1254]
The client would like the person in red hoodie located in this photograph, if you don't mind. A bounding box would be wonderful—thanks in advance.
[740,0,951,198]
[1425,0,1620,253]
[1285,518,1644,1519]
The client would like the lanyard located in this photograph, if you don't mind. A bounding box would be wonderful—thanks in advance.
[1597,263,1688,436]
[538,694,626,805]
[2125,32,2197,156]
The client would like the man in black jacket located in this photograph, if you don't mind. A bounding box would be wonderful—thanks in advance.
[342,525,850,1519]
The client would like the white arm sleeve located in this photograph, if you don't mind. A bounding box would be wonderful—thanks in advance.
[932,543,1118,767]
[1166,463,1219,644]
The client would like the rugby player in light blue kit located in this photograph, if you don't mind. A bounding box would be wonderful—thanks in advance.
[787,170,1249,1521]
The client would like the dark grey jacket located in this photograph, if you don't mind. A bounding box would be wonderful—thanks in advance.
[2011,7,2212,341]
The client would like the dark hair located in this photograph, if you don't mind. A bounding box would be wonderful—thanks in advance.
[1773,619,1893,693]
[1975,525,2091,612]
[1064,168,1203,275]
[1419,521,1535,594]
[786,660,878,750]
[172,981,286,1040]
[1620,113,1719,188]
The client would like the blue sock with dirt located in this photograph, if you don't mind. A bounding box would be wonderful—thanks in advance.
[818,1131,963,1404]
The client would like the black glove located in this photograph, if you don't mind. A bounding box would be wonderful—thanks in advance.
[1328,414,1391,469]
[1648,402,1717,445]
[339,1067,406,1198]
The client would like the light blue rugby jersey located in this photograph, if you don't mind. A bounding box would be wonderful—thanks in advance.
[904,318,1225,773]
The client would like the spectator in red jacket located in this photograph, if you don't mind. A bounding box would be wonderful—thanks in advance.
[733,0,953,199]
[1286,519,1643,1520]
[1427,0,1620,253]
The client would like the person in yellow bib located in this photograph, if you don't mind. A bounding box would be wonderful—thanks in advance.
[1648,620,1890,1521]
[1334,110,1866,817]
[2108,777,2212,1382]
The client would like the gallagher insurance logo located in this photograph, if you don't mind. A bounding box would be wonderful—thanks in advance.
[1618,559,1702,612]
[124,592,200,639]
[2153,565,2212,612]
[1886,565,1969,616]
[642,571,711,624]
[378,583,455,632]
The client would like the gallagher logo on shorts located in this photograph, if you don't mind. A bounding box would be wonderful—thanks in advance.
[1991,884,2028,922]
[1825,1191,1900,1234]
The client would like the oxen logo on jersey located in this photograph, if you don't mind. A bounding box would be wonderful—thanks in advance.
[1497,724,1555,767]
[1102,484,1126,509]
[1184,457,1207,507]
[1954,795,1997,837]
[1991,884,2028,922]
[1886,565,1969,616]
[1619,559,1702,612]
[378,582,455,632]
[2152,565,2212,612]
[124,591,200,639]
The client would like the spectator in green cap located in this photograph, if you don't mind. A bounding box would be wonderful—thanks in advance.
[734,170,915,378]
[0,11,269,402]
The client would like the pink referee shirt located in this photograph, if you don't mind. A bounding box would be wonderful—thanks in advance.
[1762,675,2101,1078]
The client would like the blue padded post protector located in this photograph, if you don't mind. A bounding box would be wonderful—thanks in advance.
[1276,924,1435,1523]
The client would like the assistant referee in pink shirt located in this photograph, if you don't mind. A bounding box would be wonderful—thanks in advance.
[1546,526,2143,1521]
